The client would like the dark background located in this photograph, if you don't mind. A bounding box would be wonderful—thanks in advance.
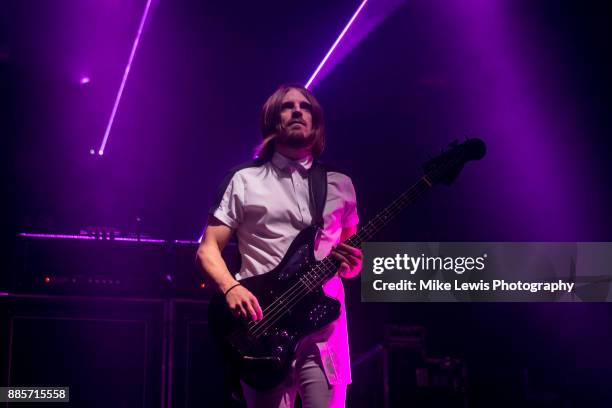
[2,0,611,406]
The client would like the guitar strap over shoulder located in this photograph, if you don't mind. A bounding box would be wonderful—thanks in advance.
[308,161,327,230]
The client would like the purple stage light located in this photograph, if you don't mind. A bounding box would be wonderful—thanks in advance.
[19,233,96,240]
[114,237,165,243]
[173,239,201,245]
[19,233,204,245]
[80,76,91,85]
[305,0,369,89]
[18,233,164,243]
[98,0,153,156]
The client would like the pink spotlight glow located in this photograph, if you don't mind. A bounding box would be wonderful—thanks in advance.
[305,0,369,89]
[98,0,153,156]
[80,76,91,85]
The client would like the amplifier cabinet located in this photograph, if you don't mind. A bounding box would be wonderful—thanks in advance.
[0,294,165,407]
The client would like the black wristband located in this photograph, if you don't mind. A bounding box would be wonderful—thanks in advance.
[224,283,241,296]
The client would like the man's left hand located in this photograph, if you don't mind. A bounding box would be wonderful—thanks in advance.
[331,243,362,279]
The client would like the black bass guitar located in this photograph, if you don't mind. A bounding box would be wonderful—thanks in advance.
[208,138,486,390]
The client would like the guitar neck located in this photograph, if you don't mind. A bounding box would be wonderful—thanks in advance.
[312,175,435,284]
[278,137,484,317]
[345,176,434,247]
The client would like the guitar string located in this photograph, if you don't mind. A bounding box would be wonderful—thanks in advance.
[248,175,438,337]
[249,199,418,339]
[248,175,441,338]
[246,178,428,335]
[248,180,431,338]
[247,149,468,337]
[250,188,426,338]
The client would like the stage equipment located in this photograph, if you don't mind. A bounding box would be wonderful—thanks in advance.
[0,294,242,407]
[351,325,467,408]
[0,294,165,407]
[11,232,239,299]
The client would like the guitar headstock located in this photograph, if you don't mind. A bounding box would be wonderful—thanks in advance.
[423,138,486,185]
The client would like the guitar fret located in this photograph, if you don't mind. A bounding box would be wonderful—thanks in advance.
[300,275,314,291]
[303,266,316,289]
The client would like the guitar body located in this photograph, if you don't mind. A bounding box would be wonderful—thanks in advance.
[208,225,341,390]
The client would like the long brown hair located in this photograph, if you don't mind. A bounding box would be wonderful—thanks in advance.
[255,84,325,160]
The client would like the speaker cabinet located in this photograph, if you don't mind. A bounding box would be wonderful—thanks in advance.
[169,299,239,408]
[0,295,165,407]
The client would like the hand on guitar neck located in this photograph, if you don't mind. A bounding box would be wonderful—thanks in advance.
[331,242,363,279]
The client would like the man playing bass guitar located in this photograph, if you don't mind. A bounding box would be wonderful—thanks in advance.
[197,84,362,408]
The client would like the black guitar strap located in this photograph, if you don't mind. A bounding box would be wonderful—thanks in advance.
[308,161,327,230]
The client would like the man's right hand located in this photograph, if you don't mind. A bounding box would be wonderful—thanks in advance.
[225,285,264,321]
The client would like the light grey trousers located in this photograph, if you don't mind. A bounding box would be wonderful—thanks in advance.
[241,342,346,408]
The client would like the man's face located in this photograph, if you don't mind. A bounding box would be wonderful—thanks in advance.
[277,88,314,149]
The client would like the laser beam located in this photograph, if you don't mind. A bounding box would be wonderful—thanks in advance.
[305,0,369,90]
[97,0,153,156]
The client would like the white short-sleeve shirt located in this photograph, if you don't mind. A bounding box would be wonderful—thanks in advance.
[211,151,359,384]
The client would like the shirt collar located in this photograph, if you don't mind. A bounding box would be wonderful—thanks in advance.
[271,151,313,174]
